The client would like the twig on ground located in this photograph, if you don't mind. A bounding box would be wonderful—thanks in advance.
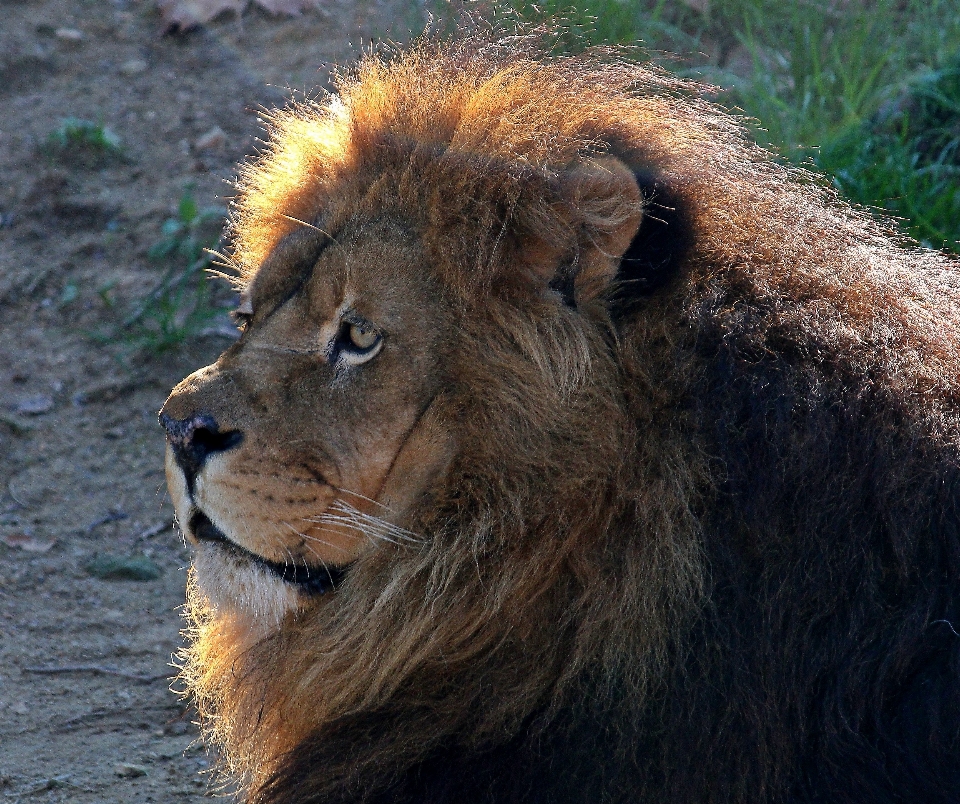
[137,521,172,539]
[60,701,183,730]
[85,509,129,533]
[22,664,169,683]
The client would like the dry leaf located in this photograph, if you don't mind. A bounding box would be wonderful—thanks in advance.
[1,532,56,553]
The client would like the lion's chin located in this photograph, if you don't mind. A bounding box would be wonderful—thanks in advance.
[192,544,302,629]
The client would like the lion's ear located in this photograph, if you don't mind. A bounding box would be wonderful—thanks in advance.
[546,156,644,307]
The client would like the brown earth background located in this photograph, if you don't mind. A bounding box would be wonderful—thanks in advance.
[0,1,425,800]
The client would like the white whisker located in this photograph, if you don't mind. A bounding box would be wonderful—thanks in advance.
[280,214,324,234]
[313,513,407,543]
[298,500,423,549]
[286,521,356,556]
[332,486,394,512]
[283,521,353,558]
[334,501,421,541]
[310,522,403,547]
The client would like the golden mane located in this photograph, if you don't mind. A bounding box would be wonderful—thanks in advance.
[230,39,736,291]
[230,34,960,412]
[174,33,960,804]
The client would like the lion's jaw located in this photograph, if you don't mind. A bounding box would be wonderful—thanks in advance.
[165,447,304,627]
[161,219,455,625]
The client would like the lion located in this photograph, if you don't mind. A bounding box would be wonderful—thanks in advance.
[160,35,960,804]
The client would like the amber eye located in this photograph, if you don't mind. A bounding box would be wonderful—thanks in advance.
[348,322,378,350]
[336,318,383,366]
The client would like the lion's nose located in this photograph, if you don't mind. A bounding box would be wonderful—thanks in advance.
[159,412,243,481]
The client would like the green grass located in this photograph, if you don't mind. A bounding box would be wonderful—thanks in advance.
[817,56,960,249]
[486,0,960,251]
[119,190,230,354]
[44,117,123,168]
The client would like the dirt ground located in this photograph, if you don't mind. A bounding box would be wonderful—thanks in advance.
[0,1,423,800]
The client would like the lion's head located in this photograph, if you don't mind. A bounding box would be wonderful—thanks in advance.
[161,217,459,618]
[161,37,705,793]
[161,33,960,804]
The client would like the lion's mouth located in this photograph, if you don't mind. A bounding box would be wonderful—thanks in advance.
[189,511,348,595]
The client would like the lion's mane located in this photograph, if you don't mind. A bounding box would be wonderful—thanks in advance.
[179,35,960,804]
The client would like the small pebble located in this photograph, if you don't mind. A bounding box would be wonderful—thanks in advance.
[10,702,29,715]
[114,763,147,778]
[194,125,226,151]
[54,27,84,42]
[15,394,53,415]
[120,58,147,76]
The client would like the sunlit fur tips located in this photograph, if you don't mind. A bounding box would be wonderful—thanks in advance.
[172,30,960,804]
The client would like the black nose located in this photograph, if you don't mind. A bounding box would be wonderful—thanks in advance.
[159,412,243,485]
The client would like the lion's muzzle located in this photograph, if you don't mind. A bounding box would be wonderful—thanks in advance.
[159,411,244,489]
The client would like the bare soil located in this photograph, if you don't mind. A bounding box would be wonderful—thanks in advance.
[0,2,421,800]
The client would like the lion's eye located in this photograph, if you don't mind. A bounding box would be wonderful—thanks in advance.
[349,323,378,350]
[335,318,383,366]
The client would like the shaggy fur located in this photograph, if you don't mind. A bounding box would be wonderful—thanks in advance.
[165,35,960,804]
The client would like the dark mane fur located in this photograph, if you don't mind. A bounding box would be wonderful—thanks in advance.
[188,33,960,804]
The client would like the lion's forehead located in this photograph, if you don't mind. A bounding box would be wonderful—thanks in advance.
[161,217,456,593]
[251,217,437,309]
